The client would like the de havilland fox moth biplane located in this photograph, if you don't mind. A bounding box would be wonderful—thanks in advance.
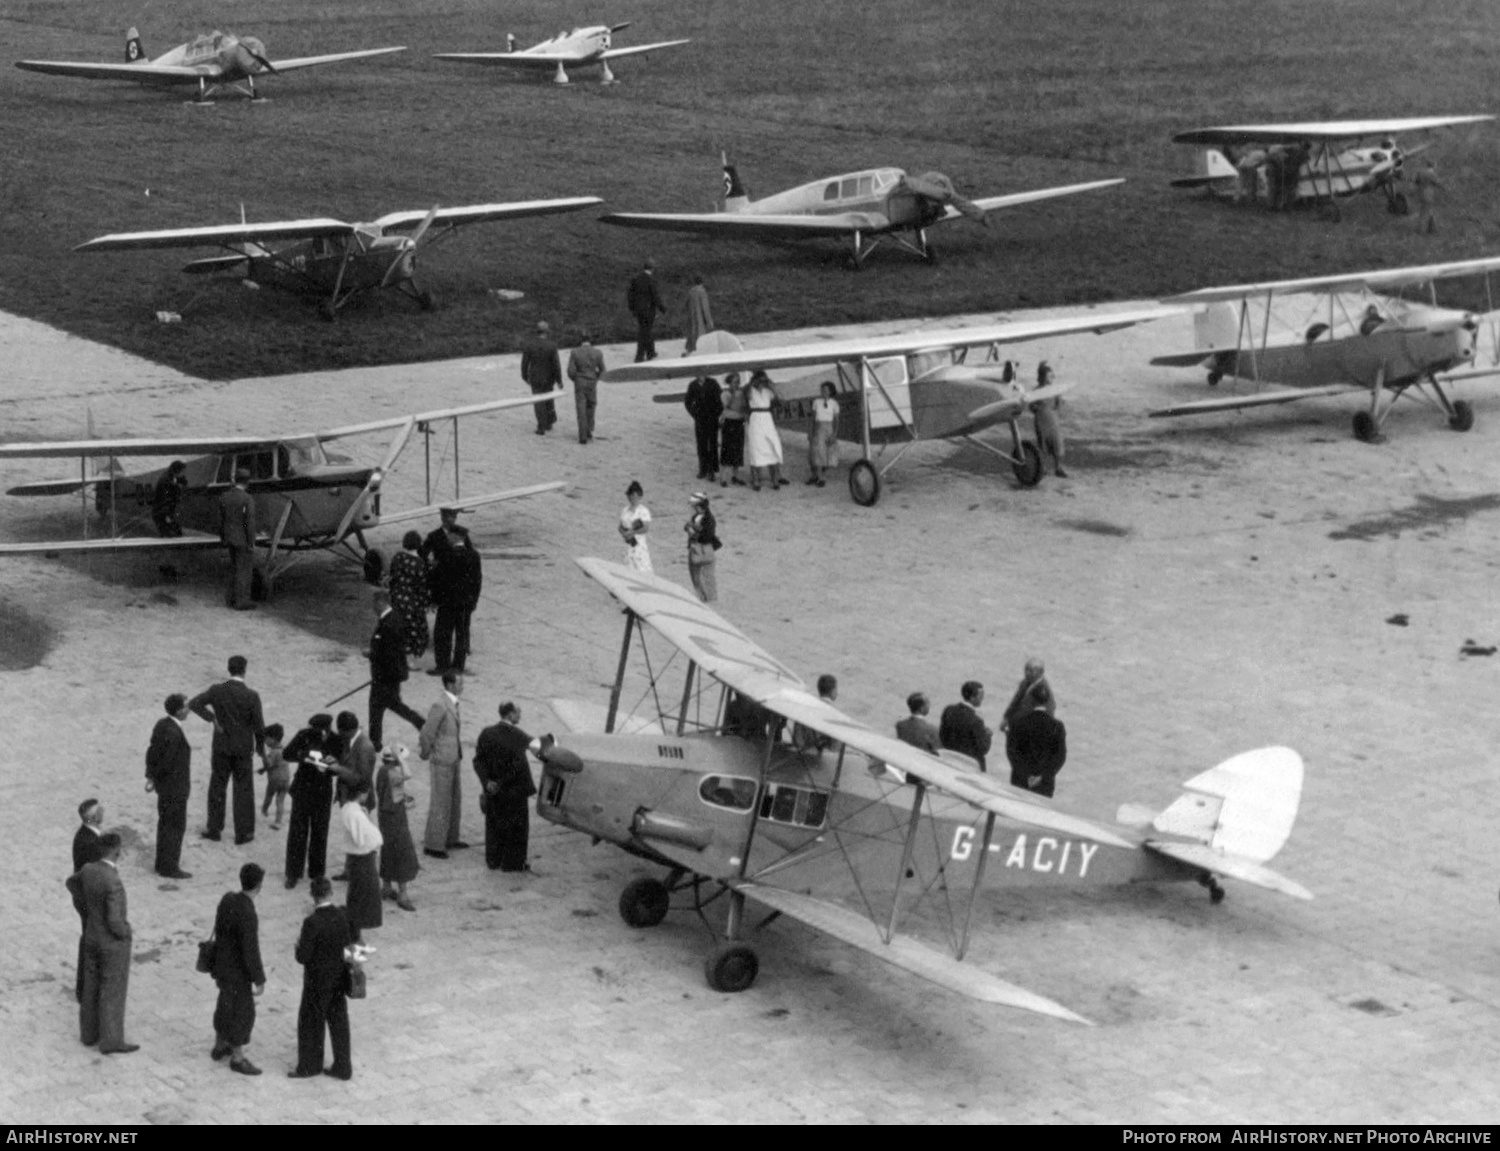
[0,394,568,590]
[1171,116,1493,217]
[606,308,1179,505]
[15,28,406,103]
[527,560,1310,1019]
[600,158,1123,267]
[433,22,689,85]
[76,199,603,319]
[1149,257,1500,441]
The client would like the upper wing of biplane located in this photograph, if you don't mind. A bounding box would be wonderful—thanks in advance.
[14,59,205,83]
[1164,256,1500,305]
[258,46,407,73]
[372,199,602,232]
[1173,115,1493,147]
[0,434,286,460]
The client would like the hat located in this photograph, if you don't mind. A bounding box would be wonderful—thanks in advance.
[439,505,460,517]
[690,491,709,504]
[308,713,333,730]
[536,320,550,332]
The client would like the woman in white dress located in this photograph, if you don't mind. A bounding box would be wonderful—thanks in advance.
[744,371,788,491]
[806,380,840,487]
[619,481,653,571]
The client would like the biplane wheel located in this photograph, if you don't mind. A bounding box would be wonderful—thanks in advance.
[848,460,881,506]
[1352,410,1380,443]
[418,288,438,312]
[362,548,385,585]
[1450,400,1475,432]
[1013,442,1043,488]
[618,877,670,928]
[1207,370,1223,387]
[1388,192,1410,216]
[705,943,759,993]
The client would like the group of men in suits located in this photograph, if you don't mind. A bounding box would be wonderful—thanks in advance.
[908,673,1067,797]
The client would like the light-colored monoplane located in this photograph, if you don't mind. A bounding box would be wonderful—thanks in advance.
[433,22,689,85]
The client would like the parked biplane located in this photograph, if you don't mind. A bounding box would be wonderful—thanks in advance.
[1149,257,1500,441]
[527,559,1309,1019]
[600,157,1123,267]
[605,308,1179,505]
[0,394,568,590]
[1171,116,1492,217]
[15,27,406,102]
[433,22,689,85]
[75,198,603,319]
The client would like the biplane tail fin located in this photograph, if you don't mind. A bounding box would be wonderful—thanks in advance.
[1193,301,1243,353]
[1171,148,1238,189]
[125,28,145,64]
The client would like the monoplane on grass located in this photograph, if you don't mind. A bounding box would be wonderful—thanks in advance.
[528,559,1310,1018]
[433,22,689,85]
[1149,257,1500,441]
[600,157,1123,267]
[15,27,406,103]
[1171,116,1492,218]
[606,309,1178,505]
[0,395,568,591]
[75,199,603,319]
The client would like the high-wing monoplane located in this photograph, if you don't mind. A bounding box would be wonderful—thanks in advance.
[433,22,689,85]
[1149,257,1500,441]
[16,27,406,103]
[526,559,1309,1020]
[0,395,568,591]
[1171,116,1492,217]
[76,198,603,319]
[600,158,1123,266]
[606,309,1179,504]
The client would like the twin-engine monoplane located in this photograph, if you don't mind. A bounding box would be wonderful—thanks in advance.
[1149,257,1500,441]
[526,559,1310,1021]
[76,198,603,319]
[601,158,1123,267]
[15,28,406,103]
[606,309,1178,504]
[434,22,689,85]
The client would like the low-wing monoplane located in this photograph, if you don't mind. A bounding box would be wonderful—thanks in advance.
[1149,257,1500,441]
[433,22,689,85]
[527,559,1309,1020]
[1171,116,1492,217]
[600,158,1123,267]
[16,27,406,103]
[606,309,1179,505]
[0,394,568,590]
[76,198,603,319]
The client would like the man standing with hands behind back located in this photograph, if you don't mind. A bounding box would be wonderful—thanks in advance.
[68,833,138,1054]
[419,671,468,859]
[70,798,106,1003]
[219,467,258,610]
[473,701,539,872]
[567,330,604,444]
[190,655,266,846]
[289,877,356,1081]
[145,693,193,879]
[627,257,666,363]
[520,319,562,435]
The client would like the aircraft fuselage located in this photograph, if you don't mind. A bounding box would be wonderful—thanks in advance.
[742,168,936,233]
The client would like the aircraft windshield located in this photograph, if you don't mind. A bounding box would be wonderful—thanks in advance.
[279,437,325,477]
[699,775,757,811]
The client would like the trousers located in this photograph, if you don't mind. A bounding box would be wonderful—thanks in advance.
[424,758,463,851]
[295,981,351,1076]
[155,791,188,873]
[80,937,131,1050]
[206,750,256,841]
[432,606,472,673]
[285,792,331,882]
[368,680,424,750]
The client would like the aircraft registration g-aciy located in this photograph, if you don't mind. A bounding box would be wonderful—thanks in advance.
[0,395,569,590]
[1171,116,1492,217]
[15,27,406,103]
[433,22,689,85]
[605,308,1180,505]
[75,198,603,319]
[525,559,1310,1020]
[1149,257,1500,441]
[600,157,1124,267]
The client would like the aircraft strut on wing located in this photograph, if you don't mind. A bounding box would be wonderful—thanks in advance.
[524,559,1310,1021]
[434,21,689,85]
[15,27,406,103]
[601,156,1124,267]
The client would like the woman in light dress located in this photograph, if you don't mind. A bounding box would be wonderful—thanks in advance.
[806,380,840,487]
[744,371,788,491]
[619,480,653,572]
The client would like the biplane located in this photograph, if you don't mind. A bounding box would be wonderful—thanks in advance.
[529,560,1310,1020]
[1149,257,1500,441]
[16,27,405,103]
[605,308,1179,505]
[75,198,603,319]
[0,394,568,590]
[433,22,689,85]
[600,157,1123,267]
[1171,116,1492,217]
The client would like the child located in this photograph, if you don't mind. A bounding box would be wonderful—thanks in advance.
[257,723,289,828]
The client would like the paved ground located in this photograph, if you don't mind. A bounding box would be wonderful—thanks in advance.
[1,302,1498,1124]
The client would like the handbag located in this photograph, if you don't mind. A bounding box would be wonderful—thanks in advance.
[196,935,217,975]
[688,540,715,565]
[344,961,367,1000]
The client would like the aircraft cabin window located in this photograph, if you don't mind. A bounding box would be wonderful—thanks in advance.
[240,451,276,481]
[823,182,840,202]
[840,178,859,198]
[214,455,234,485]
[699,775,757,812]
[858,177,873,196]
[758,782,829,829]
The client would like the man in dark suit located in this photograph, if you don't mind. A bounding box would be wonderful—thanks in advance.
[473,701,539,872]
[332,712,377,808]
[145,693,193,878]
[290,877,356,1080]
[189,654,266,845]
[211,863,266,1075]
[895,691,941,754]
[519,319,561,434]
[684,375,723,481]
[939,680,993,772]
[421,510,482,676]
[367,589,424,748]
[284,714,339,890]
[626,258,666,362]
[67,834,138,1054]
[218,467,258,610]
[70,798,106,1003]
[1005,683,1067,798]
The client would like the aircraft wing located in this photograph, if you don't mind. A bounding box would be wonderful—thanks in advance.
[75,219,352,253]
[261,47,407,73]
[600,39,692,61]
[14,60,205,83]
[598,210,887,241]
[431,50,592,68]
[958,177,1124,219]
[319,391,571,440]
[0,435,287,459]
[1165,256,1500,304]
[373,199,602,233]
[0,534,222,556]
[1173,115,1494,147]
[732,883,1091,1022]
[374,482,567,527]
[604,307,1182,383]
[1149,384,1360,418]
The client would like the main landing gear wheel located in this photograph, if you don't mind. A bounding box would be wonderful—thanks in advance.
[848,459,881,507]
[704,943,759,992]
[618,877,670,928]
[1388,191,1410,216]
[1352,410,1380,443]
[1013,441,1043,488]
[1198,873,1226,904]
[1450,400,1475,432]
[362,548,385,585]
[1207,370,1223,387]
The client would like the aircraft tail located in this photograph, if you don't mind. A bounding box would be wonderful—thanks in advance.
[1171,148,1238,189]
[1193,301,1244,353]
[721,153,749,212]
[125,27,145,63]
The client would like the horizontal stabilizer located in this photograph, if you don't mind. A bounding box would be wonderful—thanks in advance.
[1145,840,1312,901]
[1175,745,1303,861]
[1150,351,1214,368]
[7,477,101,497]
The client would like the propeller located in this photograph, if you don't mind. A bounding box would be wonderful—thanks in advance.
[608,22,633,33]
[383,206,439,288]
[332,418,415,542]
[902,171,986,223]
[233,34,277,74]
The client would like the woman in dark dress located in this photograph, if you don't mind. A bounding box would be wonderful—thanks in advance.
[339,779,384,938]
[718,373,747,486]
[376,745,419,911]
[210,863,266,1076]
[386,531,430,659]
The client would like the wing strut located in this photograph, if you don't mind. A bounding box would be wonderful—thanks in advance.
[675,659,697,736]
[604,609,637,734]
[957,812,997,961]
[884,781,927,943]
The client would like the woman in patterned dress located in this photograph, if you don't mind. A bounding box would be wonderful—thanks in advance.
[385,531,430,658]
[619,481,653,572]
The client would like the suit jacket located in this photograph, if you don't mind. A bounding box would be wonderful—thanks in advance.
[189,678,266,759]
[218,485,257,549]
[145,715,192,798]
[895,715,941,755]
[369,609,409,685]
[939,702,992,771]
[567,344,605,387]
[627,270,664,320]
[75,860,131,945]
[296,904,356,990]
[684,376,724,427]
[335,732,377,807]
[422,527,482,610]
[72,824,105,874]
[211,890,265,986]
[520,335,562,390]
[285,727,340,803]
[1005,710,1067,787]
[473,722,537,801]
[419,694,462,765]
